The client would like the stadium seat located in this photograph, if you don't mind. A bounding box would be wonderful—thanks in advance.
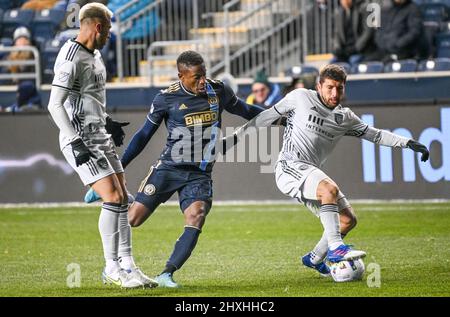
[333,62,351,74]
[352,61,384,74]
[0,8,3,37]
[0,37,13,59]
[285,65,319,78]
[418,57,450,71]
[385,59,418,73]
[420,3,449,23]
[2,9,35,38]
[54,0,68,11]
[42,39,64,83]
[0,37,13,46]
[436,32,450,57]
[422,0,450,8]
[30,9,66,40]
[0,0,13,10]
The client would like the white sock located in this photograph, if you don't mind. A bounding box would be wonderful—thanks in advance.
[105,259,121,275]
[117,205,137,270]
[99,203,121,274]
[319,204,343,250]
[310,232,328,264]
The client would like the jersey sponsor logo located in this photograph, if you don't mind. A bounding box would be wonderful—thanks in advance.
[144,184,156,196]
[308,114,324,126]
[179,103,188,110]
[335,113,344,125]
[184,110,218,127]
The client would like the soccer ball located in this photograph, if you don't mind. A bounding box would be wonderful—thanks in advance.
[330,258,365,282]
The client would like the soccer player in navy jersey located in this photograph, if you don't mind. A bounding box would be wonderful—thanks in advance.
[113,51,264,287]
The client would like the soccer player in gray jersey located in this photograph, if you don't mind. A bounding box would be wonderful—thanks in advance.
[230,64,429,276]
[47,3,157,288]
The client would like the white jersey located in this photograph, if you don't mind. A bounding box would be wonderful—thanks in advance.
[237,88,410,168]
[52,39,107,148]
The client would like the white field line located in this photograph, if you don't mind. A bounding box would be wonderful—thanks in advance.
[1,199,449,211]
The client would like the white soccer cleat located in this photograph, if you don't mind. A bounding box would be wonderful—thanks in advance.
[327,244,366,263]
[127,267,158,288]
[343,250,367,261]
[101,268,144,289]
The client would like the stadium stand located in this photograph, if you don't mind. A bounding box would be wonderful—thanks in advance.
[30,8,66,41]
[352,61,384,74]
[385,59,418,73]
[2,8,35,37]
[418,57,450,70]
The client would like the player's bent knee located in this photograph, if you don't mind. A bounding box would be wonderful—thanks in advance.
[318,182,340,203]
[128,204,153,227]
[185,209,207,228]
[340,211,357,232]
[108,190,124,204]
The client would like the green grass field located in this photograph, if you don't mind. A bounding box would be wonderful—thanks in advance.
[0,203,449,297]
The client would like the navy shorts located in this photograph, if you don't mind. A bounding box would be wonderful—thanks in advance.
[135,161,213,212]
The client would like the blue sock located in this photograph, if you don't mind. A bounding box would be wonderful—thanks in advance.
[163,226,201,274]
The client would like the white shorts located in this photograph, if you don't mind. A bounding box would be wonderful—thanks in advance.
[275,160,350,217]
[61,125,123,186]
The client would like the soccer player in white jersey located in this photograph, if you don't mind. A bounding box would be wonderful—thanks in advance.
[229,64,430,276]
[47,3,157,288]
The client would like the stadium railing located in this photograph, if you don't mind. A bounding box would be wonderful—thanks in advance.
[0,45,41,87]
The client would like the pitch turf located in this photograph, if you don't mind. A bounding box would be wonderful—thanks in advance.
[0,203,449,297]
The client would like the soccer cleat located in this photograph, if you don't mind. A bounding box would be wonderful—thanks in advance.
[127,267,158,288]
[84,187,101,203]
[154,272,179,288]
[327,244,366,263]
[102,268,144,288]
[302,253,331,277]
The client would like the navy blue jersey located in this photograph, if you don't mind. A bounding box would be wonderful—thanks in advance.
[146,79,255,172]
[121,79,264,173]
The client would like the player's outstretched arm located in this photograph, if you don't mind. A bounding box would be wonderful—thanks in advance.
[361,127,430,162]
[120,118,159,169]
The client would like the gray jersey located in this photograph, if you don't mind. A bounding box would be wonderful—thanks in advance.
[237,88,410,168]
[52,39,107,148]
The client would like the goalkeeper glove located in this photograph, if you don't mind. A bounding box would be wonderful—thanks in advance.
[71,138,97,167]
[407,139,429,162]
[106,116,130,147]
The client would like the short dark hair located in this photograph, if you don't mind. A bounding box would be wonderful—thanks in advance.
[176,51,204,70]
[319,64,347,84]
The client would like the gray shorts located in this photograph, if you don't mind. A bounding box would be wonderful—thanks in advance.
[61,125,123,186]
[275,160,350,216]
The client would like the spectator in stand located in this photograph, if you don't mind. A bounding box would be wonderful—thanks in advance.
[331,0,375,66]
[7,27,35,79]
[2,27,42,112]
[366,0,423,63]
[246,70,283,109]
[21,0,59,10]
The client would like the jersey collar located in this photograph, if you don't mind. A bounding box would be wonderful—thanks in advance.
[179,81,196,96]
[71,38,95,55]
